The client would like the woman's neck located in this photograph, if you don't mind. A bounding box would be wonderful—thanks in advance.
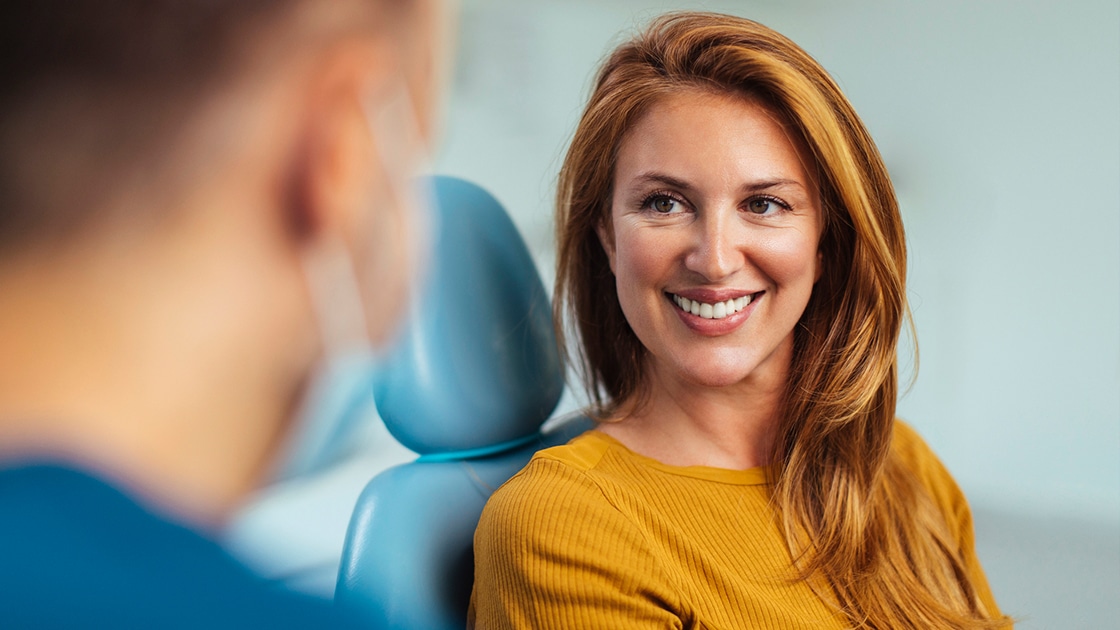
[597,351,789,471]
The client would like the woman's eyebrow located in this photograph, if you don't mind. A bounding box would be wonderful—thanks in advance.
[631,172,695,192]
[740,178,806,194]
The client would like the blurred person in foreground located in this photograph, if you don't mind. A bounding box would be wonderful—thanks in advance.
[0,0,449,626]
[470,12,1010,630]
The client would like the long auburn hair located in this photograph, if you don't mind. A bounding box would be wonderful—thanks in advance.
[554,12,1007,629]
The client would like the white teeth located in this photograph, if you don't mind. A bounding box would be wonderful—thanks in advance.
[672,292,755,320]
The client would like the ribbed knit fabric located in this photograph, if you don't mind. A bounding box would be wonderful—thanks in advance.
[468,421,1002,629]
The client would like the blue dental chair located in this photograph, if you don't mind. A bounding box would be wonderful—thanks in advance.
[334,176,592,629]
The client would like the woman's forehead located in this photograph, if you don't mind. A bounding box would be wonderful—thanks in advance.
[613,89,818,197]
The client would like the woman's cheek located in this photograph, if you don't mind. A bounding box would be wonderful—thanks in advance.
[612,228,675,324]
[755,231,820,287]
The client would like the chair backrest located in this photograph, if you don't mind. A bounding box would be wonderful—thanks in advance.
[335,176,589,629]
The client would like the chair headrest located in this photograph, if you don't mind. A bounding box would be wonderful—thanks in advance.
[375,176,563,457]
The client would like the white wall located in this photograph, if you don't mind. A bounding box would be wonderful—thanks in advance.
[436,0,1120,525]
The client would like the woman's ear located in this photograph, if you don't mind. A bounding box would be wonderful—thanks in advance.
[594,216,617,274]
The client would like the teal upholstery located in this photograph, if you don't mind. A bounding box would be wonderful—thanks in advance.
[335,176,590,629]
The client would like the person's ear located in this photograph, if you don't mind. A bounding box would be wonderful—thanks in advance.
[287,39,396,247]
[595,215,617,275]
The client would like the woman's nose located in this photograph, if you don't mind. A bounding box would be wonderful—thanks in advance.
[683,208,743,282]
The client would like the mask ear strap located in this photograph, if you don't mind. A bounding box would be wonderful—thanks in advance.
[364,83,435,283]
[270,239,375,484]
[301,235,372,358]
[267,85,437,484]
[364,80,431,182]
[301,83,431,359]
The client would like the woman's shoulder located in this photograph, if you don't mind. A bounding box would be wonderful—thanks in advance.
[484,430,621,515]
[475,430,659,568]
[533,429,618,472]
[890,419,972,533]
[891,420,955,483]
[471,437,685,627]
[475,429,673,559]
[890,419,935,465]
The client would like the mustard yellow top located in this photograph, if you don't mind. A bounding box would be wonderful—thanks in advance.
[469,422,1002,629]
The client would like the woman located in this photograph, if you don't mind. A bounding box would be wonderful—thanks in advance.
[470,12,1009,629]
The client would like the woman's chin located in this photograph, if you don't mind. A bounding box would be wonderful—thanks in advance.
[659,359,762,390]
[685,372,755,389]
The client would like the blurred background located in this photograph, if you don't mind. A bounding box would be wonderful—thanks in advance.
[226,1,1120,627]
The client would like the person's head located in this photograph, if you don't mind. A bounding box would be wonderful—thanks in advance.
[556,11,905,422]
[0,0,451,521]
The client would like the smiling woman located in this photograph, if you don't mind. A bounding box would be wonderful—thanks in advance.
[603,92,822,412]
[469,11,1012,630]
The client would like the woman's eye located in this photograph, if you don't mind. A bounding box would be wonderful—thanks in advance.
[646,195,683,214]
[746,197,785,215]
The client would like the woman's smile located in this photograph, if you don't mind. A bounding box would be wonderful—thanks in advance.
[666,289,762,336]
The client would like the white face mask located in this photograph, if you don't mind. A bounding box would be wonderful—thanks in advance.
[270,83,433,482]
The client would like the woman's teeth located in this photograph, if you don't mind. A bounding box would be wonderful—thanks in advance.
[672,293,753,319]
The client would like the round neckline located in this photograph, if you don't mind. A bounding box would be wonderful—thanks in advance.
[583,430,771,486]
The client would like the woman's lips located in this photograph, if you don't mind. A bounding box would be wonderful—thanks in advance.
[666,290,762,336]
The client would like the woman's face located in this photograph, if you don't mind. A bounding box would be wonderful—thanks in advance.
[602,89,822,390]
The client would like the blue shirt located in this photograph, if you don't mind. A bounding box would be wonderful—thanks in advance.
[0,464,364,628]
